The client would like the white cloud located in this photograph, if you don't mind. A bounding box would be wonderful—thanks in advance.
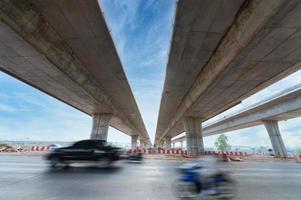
[0,103,19,112]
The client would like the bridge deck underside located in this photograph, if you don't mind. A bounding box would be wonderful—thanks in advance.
[0,0,149,140]
[156,0,301,141]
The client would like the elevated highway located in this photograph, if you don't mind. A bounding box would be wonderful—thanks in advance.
[202,86,301,137]
[0,0,150,146]
[156,0,301,155]
[172,85,301,157]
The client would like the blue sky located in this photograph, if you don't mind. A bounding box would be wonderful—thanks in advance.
[0,0,301,149]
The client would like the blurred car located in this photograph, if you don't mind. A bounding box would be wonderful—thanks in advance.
[44,139,122,168]
[127,152,143,162]
[48,144,61,149]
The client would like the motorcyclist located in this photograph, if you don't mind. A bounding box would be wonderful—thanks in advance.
[176,156,235,199]
[195,156,218,196]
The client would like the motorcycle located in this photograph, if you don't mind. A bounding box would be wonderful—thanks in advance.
[174,162,236,199]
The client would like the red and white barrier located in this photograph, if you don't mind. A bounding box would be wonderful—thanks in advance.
[126,149,248,157]
[205,151,248,156]
[127,148,187,155]
[30,146,54,151]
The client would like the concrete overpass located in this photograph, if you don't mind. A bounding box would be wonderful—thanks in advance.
[155,0,301,156]
[0,0,150,147]
[172,85,301,157]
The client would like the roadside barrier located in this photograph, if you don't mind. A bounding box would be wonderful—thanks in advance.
[204,151,248,156]
[127,148,187,155]
[126,148,248,157]
[30,146,54,151]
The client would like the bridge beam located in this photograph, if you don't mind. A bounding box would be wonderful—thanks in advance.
[183,117,204,157]
[263,120,287,158]
[90,114,112,141]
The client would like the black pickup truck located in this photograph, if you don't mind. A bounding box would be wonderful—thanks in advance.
[44,139,122,168]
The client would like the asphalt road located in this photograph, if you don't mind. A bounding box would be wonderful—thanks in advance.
[0,155,301,200]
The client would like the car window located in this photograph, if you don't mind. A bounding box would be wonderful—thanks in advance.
[73,141,89,148]
[85,141,97,149]
[73,140,105,149]
[89,141,104,148]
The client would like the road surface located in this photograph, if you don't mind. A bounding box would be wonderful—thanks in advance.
[0,155,300,200]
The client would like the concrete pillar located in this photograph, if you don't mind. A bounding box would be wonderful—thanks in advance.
[165,136,172,150]
[90,113,112,141]
[139,140,145,148]
[131,135,138,148]
[180,141,183,149]
[172,142,175,149]
[146,140,150,148]
[183,117,204,157]
[157,141,163,148]
[263,120,287,158]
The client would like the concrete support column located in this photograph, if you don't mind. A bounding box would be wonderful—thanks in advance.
[172,142,175,149]
[183,117,204,157]
[131,135,138,148]
[160,141,164,148]
[165,136,172,150]
[146,140,150,148]
[90,113,112,141]
[263,120,287,158]
[139,140,145,148]
[180,141,183,149]
[157,141,163,148]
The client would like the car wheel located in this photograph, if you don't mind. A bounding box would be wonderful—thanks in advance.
[50,157,61,168]
[97,157,112,168]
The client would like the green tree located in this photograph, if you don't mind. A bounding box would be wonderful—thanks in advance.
[214,134,230,151]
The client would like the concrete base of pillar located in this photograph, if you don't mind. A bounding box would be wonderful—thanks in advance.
[183,117,204,157]
[263,120,287,158]
[90,113,112,141]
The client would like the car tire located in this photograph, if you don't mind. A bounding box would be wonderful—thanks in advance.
[50,157,61,168]
[97,157,112,168]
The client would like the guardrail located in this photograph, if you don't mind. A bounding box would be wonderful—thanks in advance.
[127,148,187,155]
[126,148,249,156]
